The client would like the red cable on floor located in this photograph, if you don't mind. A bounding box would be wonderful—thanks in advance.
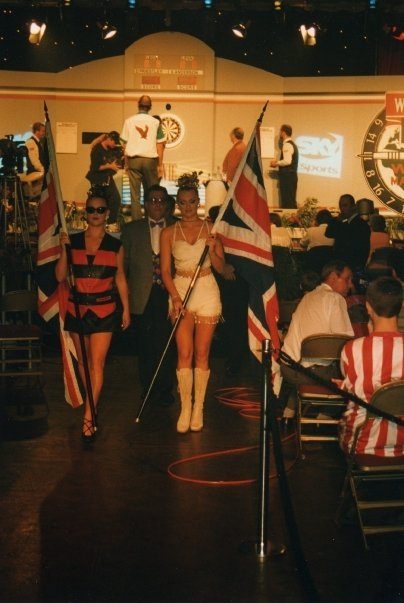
[167,386,299,486]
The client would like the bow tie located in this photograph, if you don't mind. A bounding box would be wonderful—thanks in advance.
[150,220,164,228]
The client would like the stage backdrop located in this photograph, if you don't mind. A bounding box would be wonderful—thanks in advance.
[0,32,403,214]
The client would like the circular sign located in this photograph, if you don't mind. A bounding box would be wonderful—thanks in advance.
[361,108,404,214]
[160,113,185,149]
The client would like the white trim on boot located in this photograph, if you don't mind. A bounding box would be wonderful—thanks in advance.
[190,368,210,432]
[176,368,193,433]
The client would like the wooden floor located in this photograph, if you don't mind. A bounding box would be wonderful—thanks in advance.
[0,331,403,603]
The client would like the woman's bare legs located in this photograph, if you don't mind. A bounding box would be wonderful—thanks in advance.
[70,331,113,435]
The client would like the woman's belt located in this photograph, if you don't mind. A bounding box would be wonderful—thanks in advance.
[176,267,211,278]
[69,290,117,305]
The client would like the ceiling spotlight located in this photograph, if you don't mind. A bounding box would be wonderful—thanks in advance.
[273,0,282,10]
[28,20,46,45]
[300,24,317,46]
[232,21,250,39]
[97,21,117,40]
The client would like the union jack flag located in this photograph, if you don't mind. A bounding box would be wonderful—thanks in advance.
[214,118,280,364]
[37,114,84,408]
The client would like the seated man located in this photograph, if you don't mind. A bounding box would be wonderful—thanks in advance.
[339,276,404,458]
[279,259,354,424]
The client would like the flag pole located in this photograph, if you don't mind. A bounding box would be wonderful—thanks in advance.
[44,102,97,432]
[135,103,269,423]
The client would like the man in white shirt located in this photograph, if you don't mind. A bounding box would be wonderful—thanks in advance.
[270,124,299,209]
[121,95,166,221]
[280,260,354,422]
[24,122,47,196]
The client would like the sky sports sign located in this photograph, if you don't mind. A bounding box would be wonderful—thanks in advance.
[296,132,343,179]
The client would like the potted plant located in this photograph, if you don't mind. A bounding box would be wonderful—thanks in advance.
[388,215,404,241]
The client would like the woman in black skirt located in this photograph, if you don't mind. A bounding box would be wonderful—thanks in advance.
[56,193,130,441]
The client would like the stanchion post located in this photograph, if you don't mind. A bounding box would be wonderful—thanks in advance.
[256,339,271,558]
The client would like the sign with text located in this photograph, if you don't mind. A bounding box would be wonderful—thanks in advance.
[133,54,205,90]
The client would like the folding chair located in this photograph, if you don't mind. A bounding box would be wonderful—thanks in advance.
[296,334,351,455]
[0,289,46,418]
[336,380,404,549]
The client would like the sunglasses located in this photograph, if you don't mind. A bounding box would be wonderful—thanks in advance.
[86,206,108,214]
[148,197,167,206]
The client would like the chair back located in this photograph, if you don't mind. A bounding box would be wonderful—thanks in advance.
[300,334,352,362]
[0,290,37,313]
[367,380,404,418]
[0,290,38,326]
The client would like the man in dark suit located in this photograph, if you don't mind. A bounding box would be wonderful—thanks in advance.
[325,193,370,276]
[121,184,175,406]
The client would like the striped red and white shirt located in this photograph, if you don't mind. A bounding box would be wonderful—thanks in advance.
[339,332,404,457]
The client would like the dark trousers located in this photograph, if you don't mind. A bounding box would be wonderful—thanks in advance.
[133,285,175,403]
[279,171,297,209]
[217,273,249,371]
[105,178,121,223]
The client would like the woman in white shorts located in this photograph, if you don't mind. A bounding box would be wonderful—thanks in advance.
[160,184,224,433]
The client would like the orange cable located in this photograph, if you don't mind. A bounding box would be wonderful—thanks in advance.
[167,385,299,486]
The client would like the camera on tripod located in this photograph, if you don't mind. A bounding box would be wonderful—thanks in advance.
[107,144,125,169]
[0,135,27,176]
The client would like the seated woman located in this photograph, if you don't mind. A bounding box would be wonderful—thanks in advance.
[160,184,225,433]
[300,208,335,275]
[368,213,390,261]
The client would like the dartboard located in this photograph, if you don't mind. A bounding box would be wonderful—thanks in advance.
[160,113,185,149]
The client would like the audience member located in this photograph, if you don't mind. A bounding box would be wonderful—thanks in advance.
[279,260,354,424]
[368,213,390,260]
[160,185,225,433]
[269,212,300,300]
[339,276,404,457]
[300,270,321,293]
[269,212,291,248]
[121,185,176,407]
[222,127,246,184]
[121,95,166,220]
[300,208,335,275]
[325,194,370,277]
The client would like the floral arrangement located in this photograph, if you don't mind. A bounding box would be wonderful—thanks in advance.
[281,197,319,229]
[388,215,404,231]
[388,215,404,239]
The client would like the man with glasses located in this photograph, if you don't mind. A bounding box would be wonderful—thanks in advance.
[121,185,176,407]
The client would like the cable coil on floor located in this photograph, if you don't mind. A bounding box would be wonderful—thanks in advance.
[167,386,299,486]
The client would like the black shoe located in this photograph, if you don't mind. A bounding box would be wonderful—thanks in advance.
[82,417,97,445]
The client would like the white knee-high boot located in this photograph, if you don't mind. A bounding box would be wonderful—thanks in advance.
[176,368,193,433]
[190,368,210,432]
